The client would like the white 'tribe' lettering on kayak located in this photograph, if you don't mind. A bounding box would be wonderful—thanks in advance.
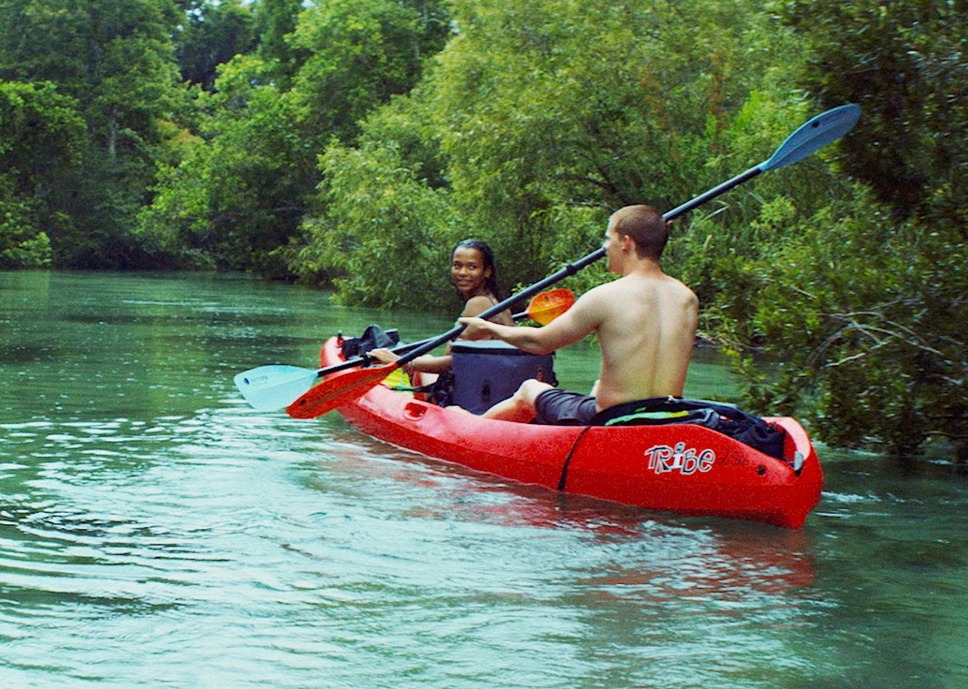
[645,442,715,476]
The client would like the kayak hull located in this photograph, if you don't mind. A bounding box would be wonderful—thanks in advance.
[319,337,823,528]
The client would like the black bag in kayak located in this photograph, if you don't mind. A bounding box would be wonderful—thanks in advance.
[591,397,788,461]
[340,324,400,359]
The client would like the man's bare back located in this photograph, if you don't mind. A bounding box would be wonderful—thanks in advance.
[583,269,698,410]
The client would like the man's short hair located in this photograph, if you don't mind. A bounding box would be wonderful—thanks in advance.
[612,205,669,259]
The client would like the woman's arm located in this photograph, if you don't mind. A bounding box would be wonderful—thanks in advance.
[369,347,452,374]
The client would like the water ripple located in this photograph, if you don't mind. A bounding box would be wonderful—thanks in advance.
[2,272,966,689]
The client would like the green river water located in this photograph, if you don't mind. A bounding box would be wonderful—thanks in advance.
[1,271,965,689]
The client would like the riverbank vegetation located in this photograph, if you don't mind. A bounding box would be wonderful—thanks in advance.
[1,0,964,459]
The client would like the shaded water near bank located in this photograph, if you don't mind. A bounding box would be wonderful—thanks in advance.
[1,271,965,688]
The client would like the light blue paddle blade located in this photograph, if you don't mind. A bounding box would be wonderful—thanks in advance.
[761,104,861,171]
[234,365,319,411]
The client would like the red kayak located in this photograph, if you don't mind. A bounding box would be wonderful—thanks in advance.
[318,337,823,528]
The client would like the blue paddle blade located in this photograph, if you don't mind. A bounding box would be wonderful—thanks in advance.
[761,104,861,171]
[234,365,319,411]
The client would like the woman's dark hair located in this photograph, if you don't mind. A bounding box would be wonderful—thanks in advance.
[451,239,504,301]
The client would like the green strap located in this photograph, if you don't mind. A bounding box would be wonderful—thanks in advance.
[602,409,694,426]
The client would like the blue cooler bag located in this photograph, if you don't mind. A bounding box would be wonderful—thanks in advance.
[451,340,556,414]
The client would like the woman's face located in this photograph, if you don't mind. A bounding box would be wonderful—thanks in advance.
[450,246,492,298]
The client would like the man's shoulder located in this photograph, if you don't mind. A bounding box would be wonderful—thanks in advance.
[599,271,698,306]
[577,279,624,308]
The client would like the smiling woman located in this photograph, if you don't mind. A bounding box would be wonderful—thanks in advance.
[367,238,515,377]
[448,239,514,322]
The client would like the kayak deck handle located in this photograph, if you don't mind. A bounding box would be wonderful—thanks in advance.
[404,402,428,420]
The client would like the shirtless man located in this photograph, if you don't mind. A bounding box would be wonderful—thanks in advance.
[458,204,699,425]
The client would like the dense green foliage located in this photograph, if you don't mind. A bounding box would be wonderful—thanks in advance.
[296,0,816,306]
[138,0,451,275]
[0,81,84,267]
[0,0,963,458]
[0,0,184,267]
[175,1,258,90]
[729,0,967,459]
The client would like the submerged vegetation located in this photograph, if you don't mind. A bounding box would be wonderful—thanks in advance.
[0,0,964,459]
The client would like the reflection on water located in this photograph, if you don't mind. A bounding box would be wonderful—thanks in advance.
[0,271,966,689]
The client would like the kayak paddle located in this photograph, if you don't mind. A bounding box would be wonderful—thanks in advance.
[287,103,861,419]
[235,287,575,411]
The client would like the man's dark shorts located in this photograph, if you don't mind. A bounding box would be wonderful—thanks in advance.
[534,388,598,426]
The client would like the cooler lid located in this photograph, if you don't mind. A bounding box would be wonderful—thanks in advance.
[451,339,530,354]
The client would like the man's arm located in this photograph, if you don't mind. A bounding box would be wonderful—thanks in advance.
[459,288,605,354]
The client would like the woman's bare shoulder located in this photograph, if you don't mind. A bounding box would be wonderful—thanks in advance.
[461,295,494,317]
